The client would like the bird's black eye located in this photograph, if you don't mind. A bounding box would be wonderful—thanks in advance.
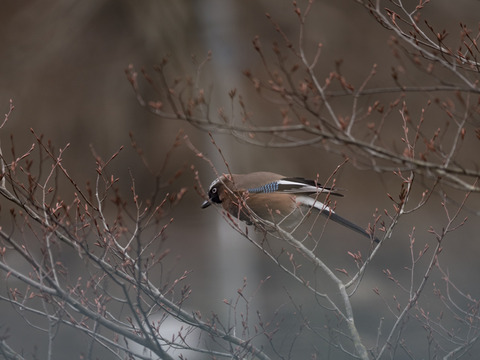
[209,185,221,204]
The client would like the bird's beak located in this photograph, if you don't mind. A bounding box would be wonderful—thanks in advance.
[201,200,211,209]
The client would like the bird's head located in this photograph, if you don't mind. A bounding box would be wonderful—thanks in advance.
[201,177,226,208]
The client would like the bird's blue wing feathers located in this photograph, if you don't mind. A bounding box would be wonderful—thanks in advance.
[247,181,279,193]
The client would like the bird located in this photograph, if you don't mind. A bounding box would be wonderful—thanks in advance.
[201,172,379,243]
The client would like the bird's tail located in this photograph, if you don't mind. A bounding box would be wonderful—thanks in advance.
[328,211,379,243]
[296,195,379,243]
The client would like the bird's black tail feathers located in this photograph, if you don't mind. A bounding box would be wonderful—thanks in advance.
[328,211,380,243]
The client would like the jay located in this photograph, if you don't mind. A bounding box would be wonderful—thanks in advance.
[201,172,379,243]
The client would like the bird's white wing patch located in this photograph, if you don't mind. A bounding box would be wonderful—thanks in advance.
[276,179,330,193]
[295,195,335,213]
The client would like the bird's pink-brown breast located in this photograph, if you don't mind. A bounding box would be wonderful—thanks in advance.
[244,193,297,222]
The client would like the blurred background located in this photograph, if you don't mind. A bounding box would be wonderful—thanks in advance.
[1,0,480,358]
